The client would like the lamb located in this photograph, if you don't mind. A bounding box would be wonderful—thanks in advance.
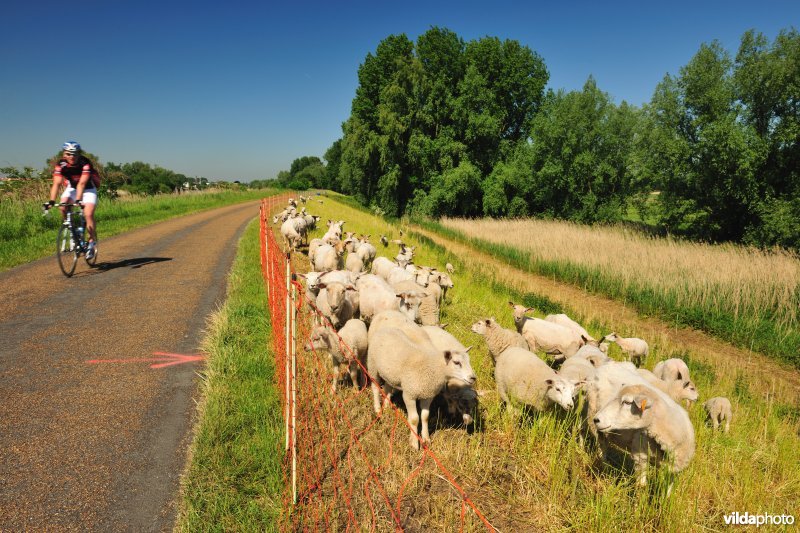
[637,369,699,407]
[432,271,454,302]
[508,302,585,360]
[653,358,691,382]
[304,320,368,392]
[470,318,528,361]
[572,344,612,366]
[604,332,649,367]
[315,281,358,329]
[558,356,596,394]
[390,279,433,324]
[593,383,695,490]
[307,238,325,268]
[446,263,454,274]
[703,397,732,433]
[494,346,576,413]
[368,327,477,449]
[380,235,389,247]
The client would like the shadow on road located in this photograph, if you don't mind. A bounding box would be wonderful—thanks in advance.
[89,257,173,273]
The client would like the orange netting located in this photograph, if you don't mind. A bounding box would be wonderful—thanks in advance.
[260,196,496,531]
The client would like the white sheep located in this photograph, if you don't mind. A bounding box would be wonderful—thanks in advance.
[470,318,528,361]
[703,397,732,433]
[637,369,699,407]
[421,325,478,426]
[545,313,596,342]
[494,346,576,413]
[380,235,389,247]
[280,215,302,251]
[446,263,454,274]
[356,275,422,324]
[305,320,368,392]
[356,236,377,267]
[508,302,585,361]
[371,256,396,280]
[315,281,358,330]
[572,344,612,366]
[307,238,325,268]
[368,327,477,449]
[604,332,649,367]
[653,358,691,382]
[345,252,365,274]
[558,356,595,394]
[593,383,695,490]
[313,242,345,272]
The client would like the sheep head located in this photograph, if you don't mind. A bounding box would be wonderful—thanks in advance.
[594,384,657,432]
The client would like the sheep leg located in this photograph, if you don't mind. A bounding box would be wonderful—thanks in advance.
[403,392,421,450]
[371,379,383,414]
[348,362,360,390]
[419,398,433,445]
[631,438,649,487]
[711,415,720,431]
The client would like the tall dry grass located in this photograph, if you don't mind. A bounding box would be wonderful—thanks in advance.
[439,217,800,365]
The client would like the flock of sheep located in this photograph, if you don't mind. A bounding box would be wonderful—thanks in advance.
[275,198,734,492]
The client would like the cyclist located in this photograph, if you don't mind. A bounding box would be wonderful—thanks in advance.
[44,141,99,259]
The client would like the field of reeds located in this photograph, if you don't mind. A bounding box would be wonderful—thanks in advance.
[196,196,797,530]
[0,179,273,272]
[430,218,800,368]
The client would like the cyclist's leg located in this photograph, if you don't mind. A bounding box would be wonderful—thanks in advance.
[59,187,76,218]
[82,190,98,242]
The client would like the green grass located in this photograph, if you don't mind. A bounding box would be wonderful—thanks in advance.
[289,196,800,530]
[177,219,284,531]
[0,184,275,272]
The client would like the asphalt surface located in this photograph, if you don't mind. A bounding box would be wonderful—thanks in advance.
[0,200,261,531]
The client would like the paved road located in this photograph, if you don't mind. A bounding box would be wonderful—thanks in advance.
[0,200,261,531]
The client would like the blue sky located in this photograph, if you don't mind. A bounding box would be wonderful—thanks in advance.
[1,0,797,182]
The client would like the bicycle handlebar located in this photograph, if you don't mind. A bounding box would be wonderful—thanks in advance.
[43,201,84,215]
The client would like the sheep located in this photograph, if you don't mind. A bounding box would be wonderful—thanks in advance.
[446,263,454,274]
[592,383,695,491]
[280,215,302,251]
[371,256,397,280]
[508,302,585,361]
[470,318,528,361]
[572,344,612,366]
[345,252,365,274]
[313,242,345,272]
[703,397,732,433]
[322,219,345,244]
[653,358,691,382]
[316,281,358,329]
[304,320,368,392]
[307,238,325,268]
[368,327,477,449]
[356,236,377,267]
[637,369,699,407]
[604,332,649,367]
[431,271,454,302]
[356,274,423,324]
[545,313,596,343]
[389,279,432,324]
[559,356,596,395]
[494,346,576,413]
[380,235,389,247]
[386,265,417,286]
[421,325,478,426]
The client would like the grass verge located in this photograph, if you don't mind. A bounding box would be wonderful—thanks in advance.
[176,219,283,531]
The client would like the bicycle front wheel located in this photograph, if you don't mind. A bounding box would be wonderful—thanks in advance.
[56,225,78,277]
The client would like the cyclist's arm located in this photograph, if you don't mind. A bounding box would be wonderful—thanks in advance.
[75,164,92,202]
[49,165,63,203]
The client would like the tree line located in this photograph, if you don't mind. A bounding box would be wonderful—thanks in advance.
[272,26,799,250]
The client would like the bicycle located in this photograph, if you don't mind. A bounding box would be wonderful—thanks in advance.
[43,202,98,277]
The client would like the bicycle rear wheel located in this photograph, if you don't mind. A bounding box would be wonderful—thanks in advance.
[56,225,78,277]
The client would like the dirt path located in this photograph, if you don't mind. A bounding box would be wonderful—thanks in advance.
[0,200,261,531]
[411,225,800,403]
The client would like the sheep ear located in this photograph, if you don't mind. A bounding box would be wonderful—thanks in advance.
[581,335,588,342]
[676,371,683,380]
[545,378,554,386]
[443,350,452,362]
[464,346,473,353]
[526,307,535,313]
[485,319,491,325]
[318,282,327,289]
[440,323,449,329]
[508,301,515,307]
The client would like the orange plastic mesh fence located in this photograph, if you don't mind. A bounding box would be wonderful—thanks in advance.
[260,197,495,531]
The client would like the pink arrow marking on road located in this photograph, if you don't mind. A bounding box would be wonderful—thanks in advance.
[86,352,205,369]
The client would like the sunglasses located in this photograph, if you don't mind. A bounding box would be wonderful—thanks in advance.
[64,151,77,156]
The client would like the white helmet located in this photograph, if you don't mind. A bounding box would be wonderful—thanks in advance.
[62,141,81,153]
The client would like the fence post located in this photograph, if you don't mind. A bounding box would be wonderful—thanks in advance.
[291,281,298,505]
[285,252,291,452]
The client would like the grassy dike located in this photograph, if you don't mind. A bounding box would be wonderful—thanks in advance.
[291,196,799,530]
[177,219,284,531]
